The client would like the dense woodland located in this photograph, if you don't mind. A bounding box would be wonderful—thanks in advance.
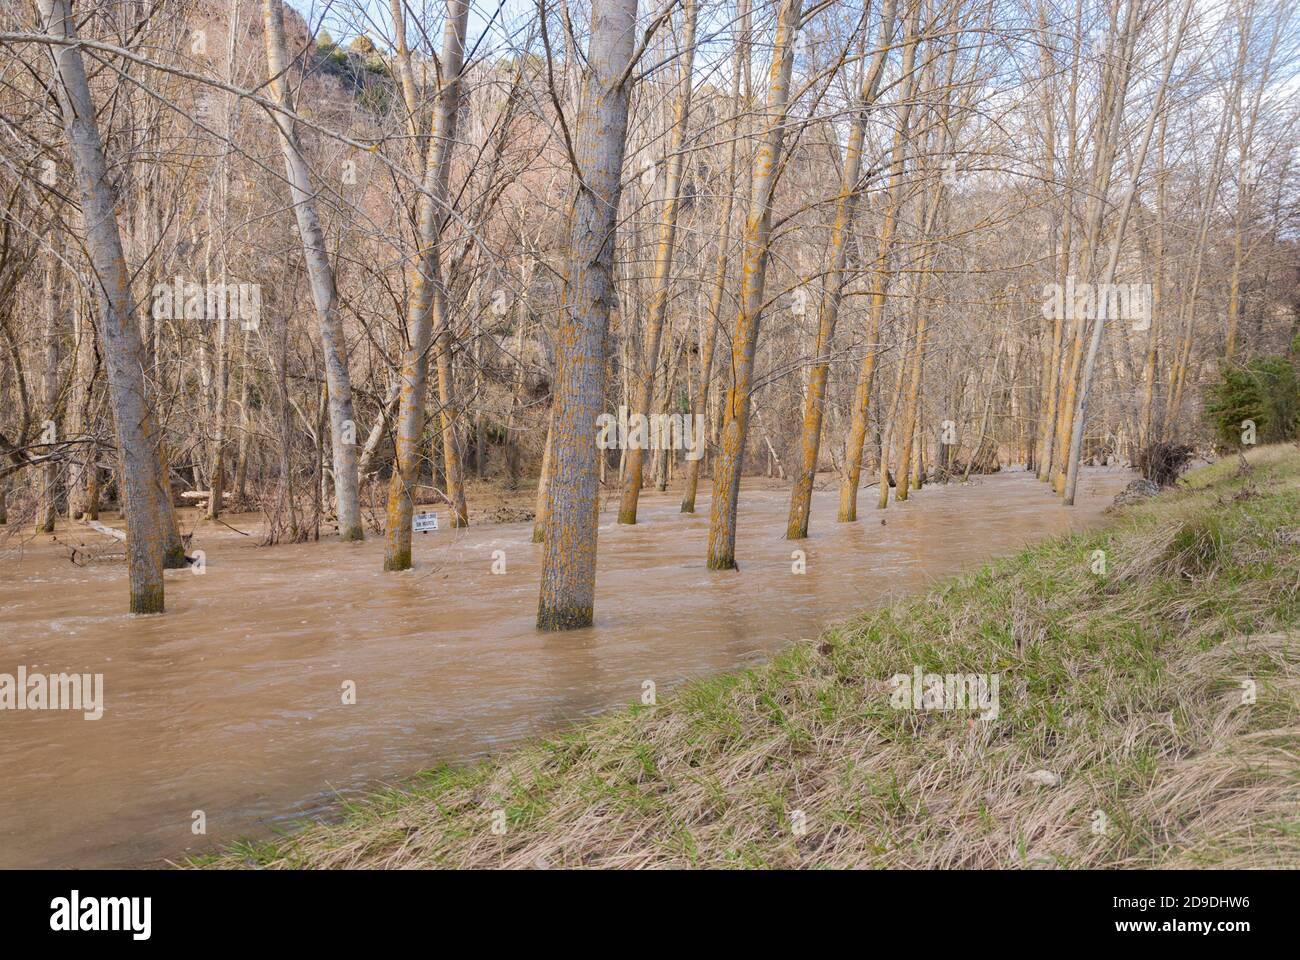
[0,0,1297,625]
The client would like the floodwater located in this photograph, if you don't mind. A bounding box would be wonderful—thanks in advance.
[0,468,1129,868]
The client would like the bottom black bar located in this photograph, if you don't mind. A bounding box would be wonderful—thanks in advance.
[0,869,1284,945]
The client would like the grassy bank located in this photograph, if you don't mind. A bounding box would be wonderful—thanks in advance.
[199,447,1299,869]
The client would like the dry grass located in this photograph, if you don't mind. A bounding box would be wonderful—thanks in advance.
[197,445,1300,869]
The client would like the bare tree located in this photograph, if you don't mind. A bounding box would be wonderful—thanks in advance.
[36,0,168,612]
[537,0,640,629]
[262,0,363,541]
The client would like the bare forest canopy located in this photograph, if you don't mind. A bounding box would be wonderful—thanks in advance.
[1,0,1297,626]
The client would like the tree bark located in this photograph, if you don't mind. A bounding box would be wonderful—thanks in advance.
[1063,0,1193,504]
[787,0,896,538]
[537,0,639,628]
[263,0,363,540]
[682,0,750,515]
[705,0,803,570]
[618,0,698,524]
[39,0,166,612]
[384,0,470,569]
[836,5,920,521]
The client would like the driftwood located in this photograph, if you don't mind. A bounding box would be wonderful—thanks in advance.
[58,519,199,566]
[179,490,234,508]
[51,519,127,565]
[83,519,125,542]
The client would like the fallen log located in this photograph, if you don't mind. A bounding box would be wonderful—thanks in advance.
[83,519,125,542]
[78,518,200,566]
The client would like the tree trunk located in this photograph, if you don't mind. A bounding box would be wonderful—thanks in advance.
[384,0,470,569]
[1063,0,1193,505]
[788,0,896,538]
[682,0,750,515]
[39,0,166,612]
[877,316,912,509]
[618,0,699,524]
[38,253,61,533]
[837,6,920,522]
[65,295,98,521]
[263,0,363,540]
[705,0,803,570]
[232,329,254,503]
[532,407,555,543]
[537,0,639,629]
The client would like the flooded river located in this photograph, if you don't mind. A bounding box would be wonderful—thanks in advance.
[0,468,1129,867]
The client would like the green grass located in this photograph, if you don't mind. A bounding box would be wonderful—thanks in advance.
[193,445,1300,869]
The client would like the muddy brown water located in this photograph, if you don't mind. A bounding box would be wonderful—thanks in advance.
[0,468,1130,868]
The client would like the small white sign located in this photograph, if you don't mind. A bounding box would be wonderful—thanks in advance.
[413,512,439,533]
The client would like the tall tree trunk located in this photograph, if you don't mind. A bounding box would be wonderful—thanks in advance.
[39,0,166,612]
[1038,3,1081,482]
[537,0,639,629]
[705,0,803,570]
[206,305,228,520]
[618,0,698,524]
[1139,108,1169,450]
[836,5,920,522]
[384,0,470,569]
[889,38,958,503]
[262,0,363,540]
[877,314,913,509]
[1051,0,1138,493]
[532,407,555,543]
[233,329,254,503]
[207,0,241,522]
[433,311,468,526]
[682,0,750,515]
[1063,0,1194,504]
[505,275,530,490]
[39,252,61,533]
[65,293,98,520]
[787,0,897,538]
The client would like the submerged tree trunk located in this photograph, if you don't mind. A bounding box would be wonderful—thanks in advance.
[1063,0,1193,505]
[262,0,363,541]
[232,330,254,505]
[682,0,750,515]
[39,0,166,612]
[384,0,470,569]
[65,295,98,521]
[618,0,698,525]
[537,0,639,629]
[787,0,896,539]
[38,253,61,533]
[837,6,920,522]
[705,0,803,570]
[877,315,913,509]
[206,304,228,521]
[532,407,556,543]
